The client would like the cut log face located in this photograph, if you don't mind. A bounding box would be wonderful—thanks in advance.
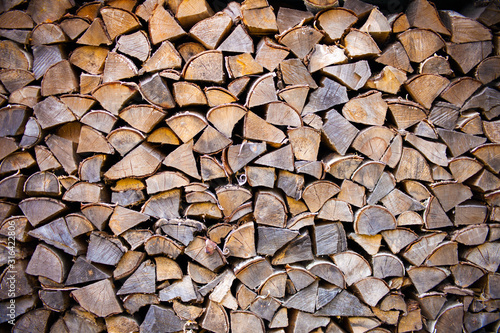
[0,0,498,330]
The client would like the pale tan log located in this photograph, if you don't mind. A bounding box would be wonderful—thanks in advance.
[45,134,80,174]
[92,82,138,115]
[457,111,483,135]
[376,41,413,73]
[372,253,405,279]
[176,0,214,29]
[206,104,246,138]
[271,231,314,265]
[419,55,453,76]
[321,60,371,90]
[254,190,287,228]
[405,133,448,167]
[472,143,500,173]
[349,233,381,255]
[0,69,34,93]
[321,109,358,155]
[226,53,263,79]
[163,140,201,179]
[390,12,410,33]
[115,31,150,62]
[386,98,426,130]
[353,277,390,307]
[381,188,424,216]
[204,87,237,107]
[307,44,347,73]
[190,12,232,49]
[60,16,90,41]
[107,127,145,156]
[166,111,207,143]
[467,169,500,193]
[183,50,224,84]
[104,143,163,180]
[241,6,278,35]
[254,37,289,72]
[452,224,488,246]
[276,7,312,34]
[331,251,371,286]
[424,241,458,266]
[440,10,492,43]
[343,29,381,58]
[303,77,348,114]
[243,111,285,146]
[342,90,387,126]
[402,231,447,266]
[404,74,450,109]
[0,10,34,29]
[30,23,68,45]
[397,210,423,227]
[278,26,323,60]
[428,101,460,130]
[9,86,41,109]
[407,266,449,294]
[317,198,353,223]
[315,8,357,42]
[463,242,500,272]
[245,166,274,188]
[437,128,486,157]
[69,46,109,74]
[405,0,449,35]
[141,40,182,73]
[149,4,185,45]
[41,60,78,96]
[26,244,68,283]
[337,179,365,208]
[193,126,232,154]
[139,73,176,109]
[430,181,472,212]
[475,56,500,85]
[77,18,111,46]
[323,154,363,179]
[365,66,407,94]
[301,180,340,213]
[245,73,277,108]
[77,126,114,154]
[351,161,385,191]
[354,205,396,235]
[446,41,492,74]
[71,279,122,317]
[224,141,266,174]
[80,73,102,94]
[34,145,61,172]
[216,184,252,218]
[172,81,207,107]
[234,256,273,290]
[100,6,140,41]
[79,154,106,183]
[359,8,391,42]
[280,58,317,88]
[217,25,254,53]
[398,28,445,63]
[0,40,32,70]
[254,145,293,171]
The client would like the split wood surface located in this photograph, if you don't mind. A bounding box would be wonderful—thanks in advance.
[0,0,499,332]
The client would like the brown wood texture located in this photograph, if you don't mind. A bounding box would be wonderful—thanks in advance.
[0,0,499,331]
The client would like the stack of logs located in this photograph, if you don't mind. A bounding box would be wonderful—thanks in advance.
[0,0,500,331]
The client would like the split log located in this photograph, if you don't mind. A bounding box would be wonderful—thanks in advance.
[0,0,497,330]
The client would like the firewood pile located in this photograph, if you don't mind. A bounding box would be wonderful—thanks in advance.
[1,0,500,331]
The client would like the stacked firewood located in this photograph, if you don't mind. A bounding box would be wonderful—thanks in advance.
[0,0,499,331]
